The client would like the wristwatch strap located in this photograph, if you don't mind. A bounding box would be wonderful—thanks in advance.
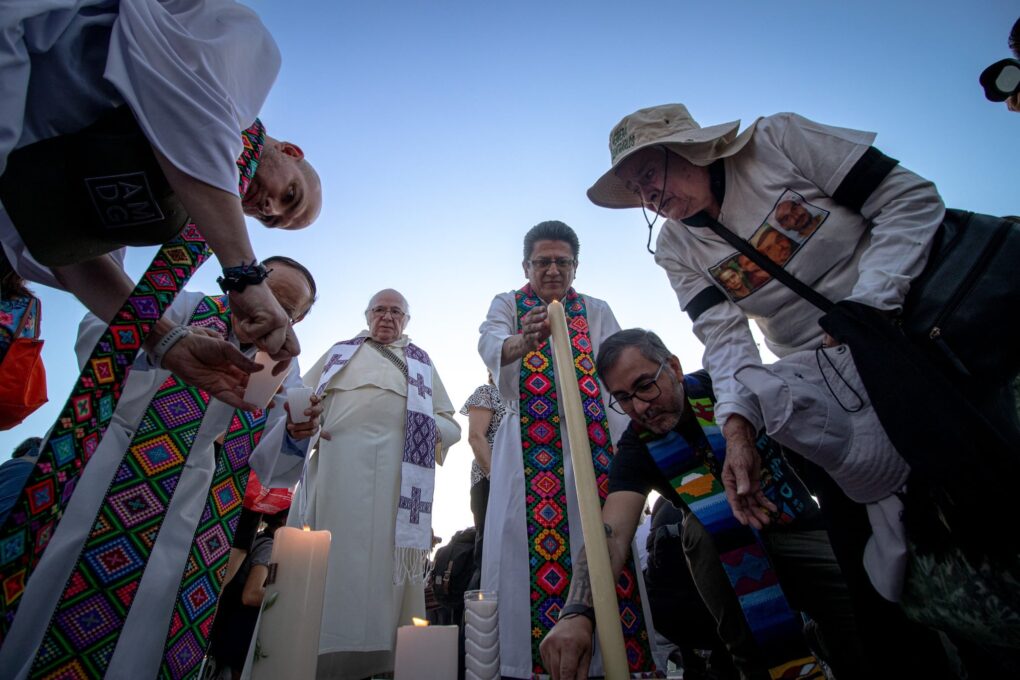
[557,603,595,626]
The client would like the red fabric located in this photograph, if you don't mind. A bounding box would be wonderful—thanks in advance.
[0,337,46,430]
[242,469,291,514]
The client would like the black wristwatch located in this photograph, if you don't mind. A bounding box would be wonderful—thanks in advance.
[557,603,595,626]
[217,261,270,293]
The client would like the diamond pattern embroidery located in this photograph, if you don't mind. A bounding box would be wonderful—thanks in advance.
[514,284,653,676]
[0,227,212,644]
[28,296,237,678]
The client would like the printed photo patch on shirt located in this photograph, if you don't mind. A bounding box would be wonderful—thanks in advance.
[707,189,829,301]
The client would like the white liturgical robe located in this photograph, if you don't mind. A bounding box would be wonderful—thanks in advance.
[291,332,460,680]
[477,290,637,679]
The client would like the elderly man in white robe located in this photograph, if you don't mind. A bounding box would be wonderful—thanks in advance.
[478,220,659,679]
[292,289,461,680]
[0,256,320,679]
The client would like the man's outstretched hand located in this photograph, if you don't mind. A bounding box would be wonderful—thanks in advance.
[229,284,301,361]
[539,616,593,680]
[721,414,776,529]
[162,330,261,410]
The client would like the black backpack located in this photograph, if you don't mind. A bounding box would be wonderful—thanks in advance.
[430,527,476,608]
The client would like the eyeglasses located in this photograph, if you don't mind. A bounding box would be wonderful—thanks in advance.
[528,257,576,270]
[608,362,667,414]
[369,306,406,319]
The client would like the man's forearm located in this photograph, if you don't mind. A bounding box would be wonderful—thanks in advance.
[54,255,181,355]
[564,523,630,609]
[500,334,529,365]
[152,146,256,267]
[53,255,135,325]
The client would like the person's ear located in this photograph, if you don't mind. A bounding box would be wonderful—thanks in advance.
[278,142,305,160]
[668,355,684,380]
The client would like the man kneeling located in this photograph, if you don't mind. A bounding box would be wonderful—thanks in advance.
[540,329,864,680]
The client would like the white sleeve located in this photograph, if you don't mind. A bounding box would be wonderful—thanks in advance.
[430,366,462,466]
[249,359,305,488]
[655,239,764,430]
[104,0,281,194]
[846,165,944,310]
[765,112,876,195]
[478,292,520,403]
[73,289,202,371]
[589,299,631,442]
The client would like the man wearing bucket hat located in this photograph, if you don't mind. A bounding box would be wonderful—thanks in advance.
[588,104,951,676]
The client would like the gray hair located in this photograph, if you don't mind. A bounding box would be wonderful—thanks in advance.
[262,255,318,312]
[595,328,672,377]
[523,220,580,261]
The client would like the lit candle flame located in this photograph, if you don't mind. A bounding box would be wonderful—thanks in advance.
[412,617,429,627]
[303,525,311,532]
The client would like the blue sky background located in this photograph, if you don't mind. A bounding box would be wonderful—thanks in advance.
[4,1,1017,542]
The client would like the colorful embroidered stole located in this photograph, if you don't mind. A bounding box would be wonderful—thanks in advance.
[641,374,822,680]
[0,120,265,642]
[515,286,655,678]
[28,296,234,676]
[0,231,211,641]
[306,336,438,583]
[160,404,267,679]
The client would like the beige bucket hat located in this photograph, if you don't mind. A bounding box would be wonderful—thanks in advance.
[587,103,759,209]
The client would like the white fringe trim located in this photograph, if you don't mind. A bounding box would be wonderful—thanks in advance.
[394,546,428,585]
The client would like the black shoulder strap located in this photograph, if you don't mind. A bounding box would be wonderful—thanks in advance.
[697,214,834,314]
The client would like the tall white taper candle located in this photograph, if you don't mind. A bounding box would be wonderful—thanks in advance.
[546,299,629,679]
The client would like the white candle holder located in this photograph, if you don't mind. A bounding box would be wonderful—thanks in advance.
[463,589,499,680]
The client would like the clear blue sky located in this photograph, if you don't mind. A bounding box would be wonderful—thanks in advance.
[4,0,1017,541]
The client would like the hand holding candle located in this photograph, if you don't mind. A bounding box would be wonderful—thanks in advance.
[546,299,630,679]
[286,386,314,423]
[520,306,551,351]
[243,350,291,409]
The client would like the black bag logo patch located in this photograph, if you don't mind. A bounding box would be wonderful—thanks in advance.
[85,172,165,228]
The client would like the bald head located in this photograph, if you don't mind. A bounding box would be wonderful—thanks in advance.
[366,289,410,344]
[242,134,322,230]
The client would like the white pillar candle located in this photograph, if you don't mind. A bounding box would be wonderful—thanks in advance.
[547,299,630,679]
[464,589,499,680]
[243,350,291,409]
[249,526,331,680]
[286,386,314,423]
[394,618,458,680]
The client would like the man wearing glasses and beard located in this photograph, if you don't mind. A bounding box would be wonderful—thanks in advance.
[477,221,657,679]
